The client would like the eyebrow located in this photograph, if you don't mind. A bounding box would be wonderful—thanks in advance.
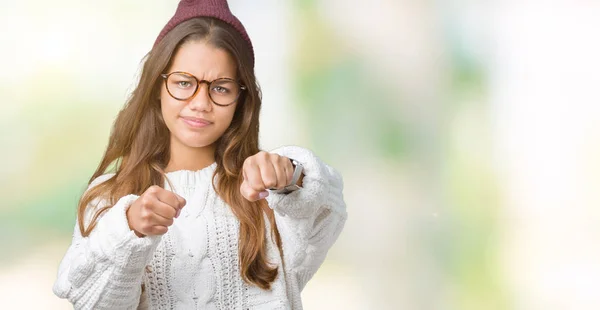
[167,70,236,81]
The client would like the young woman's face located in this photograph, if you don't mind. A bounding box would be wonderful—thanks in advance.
[160,40,239,151]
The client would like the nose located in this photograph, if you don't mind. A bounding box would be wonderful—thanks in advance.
[188,83,212,112]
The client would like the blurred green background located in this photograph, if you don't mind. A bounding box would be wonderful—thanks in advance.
[1,1,600,309]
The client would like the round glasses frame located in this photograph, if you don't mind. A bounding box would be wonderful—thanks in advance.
[160,71,246,107]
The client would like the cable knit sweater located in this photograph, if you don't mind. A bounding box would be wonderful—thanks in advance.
[53,146,347,310]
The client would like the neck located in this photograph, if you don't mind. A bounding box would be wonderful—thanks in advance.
[165,139,216,173]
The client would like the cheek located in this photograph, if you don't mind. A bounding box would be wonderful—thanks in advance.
[218,107,237,128]
[160,98,181,131]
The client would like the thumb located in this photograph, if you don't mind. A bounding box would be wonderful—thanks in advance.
[240,180,256,202]
[240,180,268,202]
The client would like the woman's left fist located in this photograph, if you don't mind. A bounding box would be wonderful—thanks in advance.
[240,151,295,201]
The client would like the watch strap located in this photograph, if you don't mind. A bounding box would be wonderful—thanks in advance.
[272,158,303,194]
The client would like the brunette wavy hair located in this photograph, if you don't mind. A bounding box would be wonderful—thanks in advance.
[77,17,281,290]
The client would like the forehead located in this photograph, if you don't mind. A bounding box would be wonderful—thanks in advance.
[168,40,237,79]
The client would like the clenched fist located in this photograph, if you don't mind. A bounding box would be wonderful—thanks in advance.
[240,151,303,202]
[126,185,186,237]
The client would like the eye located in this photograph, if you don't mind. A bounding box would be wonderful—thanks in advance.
[167,73,195,89]
[212,86,230,94]
[176,81,192,88]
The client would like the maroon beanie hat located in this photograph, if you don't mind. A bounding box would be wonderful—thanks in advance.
[154,0,254,65]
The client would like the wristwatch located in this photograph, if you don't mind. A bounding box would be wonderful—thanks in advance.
[271,158,303,194]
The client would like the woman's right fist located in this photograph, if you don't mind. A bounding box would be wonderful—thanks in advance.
[126,185,186,237]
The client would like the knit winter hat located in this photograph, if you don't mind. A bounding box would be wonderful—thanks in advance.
[154,0,254,65]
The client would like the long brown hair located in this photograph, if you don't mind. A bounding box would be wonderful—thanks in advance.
[78,17,281,290]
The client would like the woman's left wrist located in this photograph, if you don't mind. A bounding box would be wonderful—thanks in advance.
[272,158,303,194]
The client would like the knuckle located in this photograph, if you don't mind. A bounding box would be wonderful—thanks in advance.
[260,152,271,162]
[264,178,277,188]
[148,185,160,194]
[140,209,152,221]
[139,196,149,207]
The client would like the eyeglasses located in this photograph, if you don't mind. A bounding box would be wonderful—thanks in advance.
[160,71,246,107]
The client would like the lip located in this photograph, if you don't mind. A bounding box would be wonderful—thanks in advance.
[181,116,212,128]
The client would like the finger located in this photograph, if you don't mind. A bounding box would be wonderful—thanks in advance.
[155,188,186,210]
[269,158,289,189]
[149,211,174,227]
[240,179,262,202]
[175,193,186,208]
[244,161,267,192]
[146,194,179,221]
[258,159,279,190]
[147,225,169,236]
[150,199,178,219]
[171,192,186,209]
[136,211,172,235]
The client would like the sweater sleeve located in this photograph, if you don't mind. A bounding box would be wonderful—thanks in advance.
[265,145,347,292]
[53,174,161,310]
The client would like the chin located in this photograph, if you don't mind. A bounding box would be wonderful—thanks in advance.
[182,139,213,149]
[177,135,216,149]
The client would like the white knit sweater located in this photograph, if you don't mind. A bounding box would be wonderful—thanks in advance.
[53,145,347,310]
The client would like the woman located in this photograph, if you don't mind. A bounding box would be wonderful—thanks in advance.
[52,0,346,309]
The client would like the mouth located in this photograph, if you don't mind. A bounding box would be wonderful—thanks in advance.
[180,116,212,128]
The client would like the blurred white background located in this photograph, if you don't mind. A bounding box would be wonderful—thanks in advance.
[0,1,599,309]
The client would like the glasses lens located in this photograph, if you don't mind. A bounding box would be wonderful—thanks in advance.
[166,73,197,100]
[209,79,241,105]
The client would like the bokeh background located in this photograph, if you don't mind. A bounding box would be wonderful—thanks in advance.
[1,0,599,309]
